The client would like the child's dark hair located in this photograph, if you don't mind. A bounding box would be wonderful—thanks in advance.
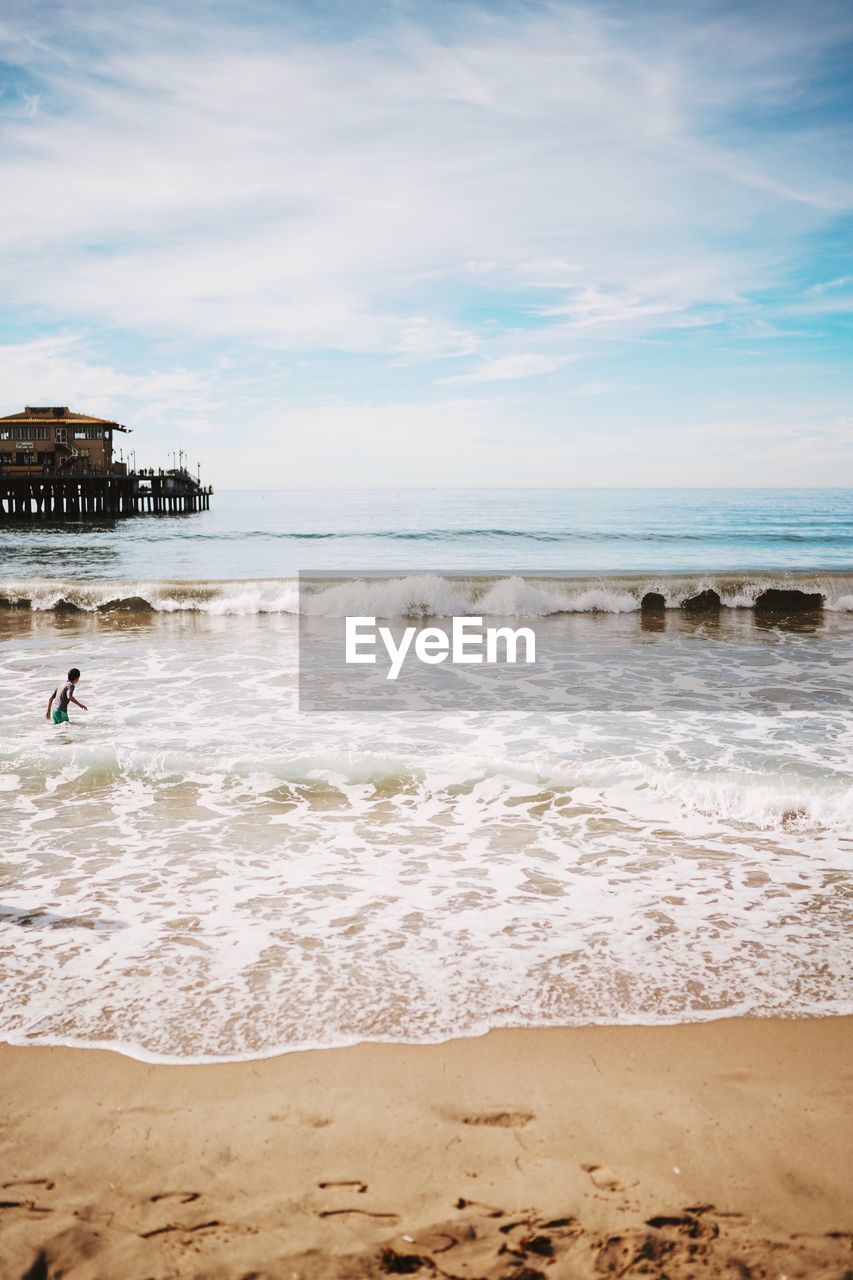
[68,667,81,681]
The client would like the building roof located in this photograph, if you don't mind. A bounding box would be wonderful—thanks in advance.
[0,406,130,432]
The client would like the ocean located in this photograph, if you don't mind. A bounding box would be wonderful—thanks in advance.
[1,488,852,1061]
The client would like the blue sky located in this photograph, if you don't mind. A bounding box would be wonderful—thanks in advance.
[0,0,852,487]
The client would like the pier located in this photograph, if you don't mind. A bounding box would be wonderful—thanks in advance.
[0,405,212,520]
[0,471,212,520]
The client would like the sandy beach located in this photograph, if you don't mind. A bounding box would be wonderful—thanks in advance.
[1,1017,851,1279]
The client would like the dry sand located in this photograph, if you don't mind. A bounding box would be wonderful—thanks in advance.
[0,1017,851,1279]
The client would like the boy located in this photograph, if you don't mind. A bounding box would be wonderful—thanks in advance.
[46,667,88,724]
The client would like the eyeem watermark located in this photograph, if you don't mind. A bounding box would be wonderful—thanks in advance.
[298,570,551,713]
[297,568,785,716]
[346,616,536,680]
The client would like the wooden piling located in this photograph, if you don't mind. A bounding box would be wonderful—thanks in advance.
[0,474,213,521]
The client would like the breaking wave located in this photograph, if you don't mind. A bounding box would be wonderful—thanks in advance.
[2,571,852,616]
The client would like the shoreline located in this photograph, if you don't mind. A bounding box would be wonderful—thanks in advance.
[4,1005,853,1067]
[1,1016,851,1278]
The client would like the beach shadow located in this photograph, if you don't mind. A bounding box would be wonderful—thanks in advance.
[0,904,125,932]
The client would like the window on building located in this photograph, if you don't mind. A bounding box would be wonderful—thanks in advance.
[2,426,52,440]
[74,427,104,440]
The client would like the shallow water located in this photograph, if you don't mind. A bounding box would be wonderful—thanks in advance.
[1,490,851,1060]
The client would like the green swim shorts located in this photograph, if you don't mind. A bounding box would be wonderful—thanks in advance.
[52,709,69,724]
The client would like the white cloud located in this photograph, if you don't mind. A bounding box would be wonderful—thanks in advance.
[0,334,212,423]
[570,380,611,397]
[215,394,853,488]
[0,2,851,486]
[394,316,480,360]
[441,352,563,383]
[0,1,849,358]
[216,396,515,487]
[809,276,853,294]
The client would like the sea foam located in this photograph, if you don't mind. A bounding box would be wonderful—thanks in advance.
[2,570,853,616]
[1,603,852,1061]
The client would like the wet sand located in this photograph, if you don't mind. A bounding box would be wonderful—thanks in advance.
[0,1017,851,1279]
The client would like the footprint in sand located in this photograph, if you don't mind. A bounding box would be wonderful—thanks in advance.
[317,1179,396,1222]
[269,1110,332,1128]
[581,1163,624,1192]
[461,1110,534,1128]
[140,1219,222,1240]
[645,1212,719,1240]
[319,1209,400,1222]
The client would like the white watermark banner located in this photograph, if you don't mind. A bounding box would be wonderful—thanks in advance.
[297,570,556,712]
[297,569,829,713]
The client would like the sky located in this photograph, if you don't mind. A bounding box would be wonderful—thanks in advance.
[0,0,852,488]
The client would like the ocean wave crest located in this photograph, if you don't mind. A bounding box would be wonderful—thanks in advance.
[2,571,853,616]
